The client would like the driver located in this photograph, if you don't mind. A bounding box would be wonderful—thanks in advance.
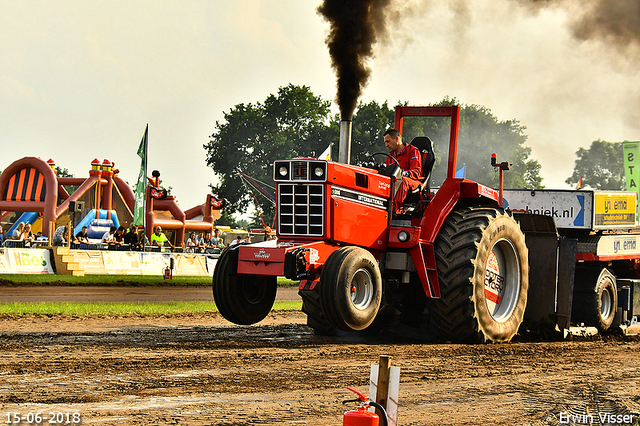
[384,128,423,215]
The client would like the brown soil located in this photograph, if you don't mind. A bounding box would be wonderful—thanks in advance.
[2,309,640,426]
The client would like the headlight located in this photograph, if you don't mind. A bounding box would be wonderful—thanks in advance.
[397,230,410,243]
[309,161,327,181]
[279,166,288,177]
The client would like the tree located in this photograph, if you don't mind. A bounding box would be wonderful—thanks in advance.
[398,97,544,189]
[205,89,545,227]
[55,166,77,195]
[350,100,396,164]
[205,84,335,227]
[565,140,624,190]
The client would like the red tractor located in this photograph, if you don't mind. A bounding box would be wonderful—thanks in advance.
[213,106,530,343]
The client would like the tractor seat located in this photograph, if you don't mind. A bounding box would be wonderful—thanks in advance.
[410,136,435,194]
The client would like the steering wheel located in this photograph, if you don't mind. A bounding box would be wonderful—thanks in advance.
[368,152,400,168]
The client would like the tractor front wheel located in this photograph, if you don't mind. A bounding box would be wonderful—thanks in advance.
[430,207,529,343]
[212,247,277,325]
[319,247,383,332]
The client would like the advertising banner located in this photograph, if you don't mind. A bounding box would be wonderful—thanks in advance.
[593,191,637,228]
[0,248,54,274]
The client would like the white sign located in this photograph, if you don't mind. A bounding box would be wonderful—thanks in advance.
[369,364,400,426]
[503,189,591,229]
[0,248,54,274]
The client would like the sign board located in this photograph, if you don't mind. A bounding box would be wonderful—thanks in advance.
[503,189,591,229]
[596,235,640,257]
[593,191,637,228]
[369,364,400,426]
[504,189,637,230]
[0,248,54,274]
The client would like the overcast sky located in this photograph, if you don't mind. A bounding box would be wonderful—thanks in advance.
[1,0,639,211]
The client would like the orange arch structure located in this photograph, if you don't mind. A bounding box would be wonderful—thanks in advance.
[0,157,58,237]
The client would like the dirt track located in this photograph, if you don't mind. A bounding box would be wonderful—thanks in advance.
[2,287,640,425]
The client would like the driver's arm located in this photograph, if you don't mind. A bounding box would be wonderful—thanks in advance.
[404,146,423,180]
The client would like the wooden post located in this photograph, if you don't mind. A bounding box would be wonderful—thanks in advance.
[375,355,391,420]
[48,221,54,247]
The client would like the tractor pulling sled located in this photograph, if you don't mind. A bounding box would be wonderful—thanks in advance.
[213,106,640,342]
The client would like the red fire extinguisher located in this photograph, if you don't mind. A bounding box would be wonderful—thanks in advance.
[342,387,388,426]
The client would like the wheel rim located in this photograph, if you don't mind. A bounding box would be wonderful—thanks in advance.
[242,279,268,305]
[483,238,521,322]
[350,268,374,311]
[600,286,613,320]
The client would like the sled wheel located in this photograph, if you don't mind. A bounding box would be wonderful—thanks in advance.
[430,207,529,343]
[320,247,383,332]
[572,268,617,331]
[212,247,277,325]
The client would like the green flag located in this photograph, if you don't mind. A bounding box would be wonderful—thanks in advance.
[133,124,148,226]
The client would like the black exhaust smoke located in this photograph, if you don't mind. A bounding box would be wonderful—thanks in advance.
[318,0,391,121]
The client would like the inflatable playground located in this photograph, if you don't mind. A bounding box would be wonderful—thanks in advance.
[0,157,224,276]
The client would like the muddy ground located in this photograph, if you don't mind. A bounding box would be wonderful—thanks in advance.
[1,287,640,425]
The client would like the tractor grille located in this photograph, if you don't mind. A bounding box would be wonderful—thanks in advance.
[292,161,308,180]
[278,184,324,236]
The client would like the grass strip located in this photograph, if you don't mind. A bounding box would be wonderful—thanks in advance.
[0,300,302,316]
[0,274,300,287]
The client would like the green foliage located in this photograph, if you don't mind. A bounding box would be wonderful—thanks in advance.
[565,140,624,190]
[55,166,77,195]
[205,89,545,226]
[214,210,246,229]
[350,100,396,164]
[205,84,335,227]
[400,97,544,189]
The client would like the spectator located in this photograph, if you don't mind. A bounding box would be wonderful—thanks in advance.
[124,224,142,250]
[52,225,68,246]
[101,226,116,244]
[229,235,244,247]
[0,227,4,245]
[151,226,173,248]
[186,232,198,248]
[202,231,213,248]
[197,232,206,248]
[114,226,126,246]
[211,228,225,249]
[75,226,90,245]
[244,235,252,244]
[19,224,35,247]
[12,222,24,240]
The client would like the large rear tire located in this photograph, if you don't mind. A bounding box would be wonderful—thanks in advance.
[572,267,617,331]
[212,248,277,325]
[430,207,529,343]
[319,247,383,332]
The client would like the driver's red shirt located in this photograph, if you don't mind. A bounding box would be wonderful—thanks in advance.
[385,143,422,180]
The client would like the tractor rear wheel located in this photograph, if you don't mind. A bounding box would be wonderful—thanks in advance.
[212,247,277,325]
[430,207,529,343]
[572,267,617,331]
[319,247,383,332]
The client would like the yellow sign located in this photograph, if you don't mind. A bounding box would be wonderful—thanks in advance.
[594,192,637,227]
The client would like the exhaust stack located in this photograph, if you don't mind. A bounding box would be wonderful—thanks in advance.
[339,120,352,164]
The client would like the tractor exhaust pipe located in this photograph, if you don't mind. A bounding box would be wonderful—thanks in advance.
[339,120,352,164]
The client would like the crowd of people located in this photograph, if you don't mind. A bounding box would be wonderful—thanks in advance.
[0,222,47,248]
[0,221,273,253]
